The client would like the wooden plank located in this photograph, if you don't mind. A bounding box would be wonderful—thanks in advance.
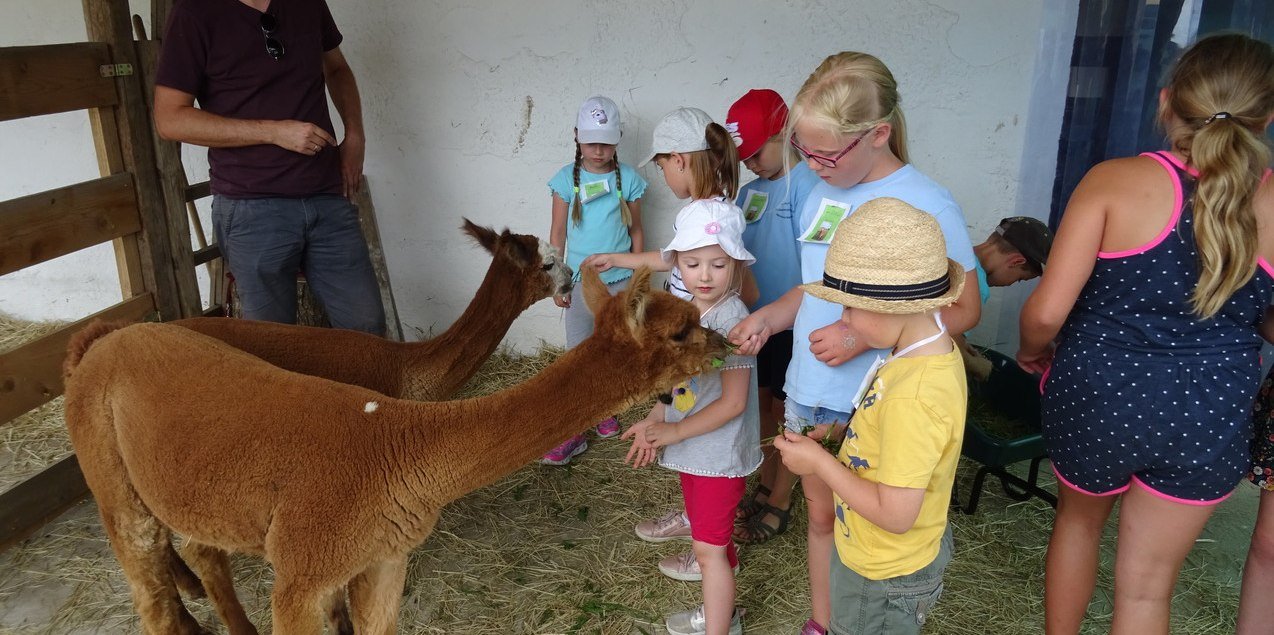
[353,177,404,341]
[133,37,201,316]
[0,43,117,122]
[0,456,88,552]
[0,174,140,276]
[84,0,188,321]
[192,243,220,266]
[185,180,210,202]
[88,90,147,300]
[0,293,155,426]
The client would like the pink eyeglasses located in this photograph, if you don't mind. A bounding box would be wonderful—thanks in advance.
[790,129,871,168]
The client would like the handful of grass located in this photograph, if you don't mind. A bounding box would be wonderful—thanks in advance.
[760,422,843,454]
[710,341,742,369]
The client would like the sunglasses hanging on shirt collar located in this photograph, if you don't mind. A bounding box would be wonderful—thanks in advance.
[260,13,285,61]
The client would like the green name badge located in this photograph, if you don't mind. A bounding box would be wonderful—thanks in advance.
[743,190,769,223]
[580,179,610,203]
[800,198,851,244]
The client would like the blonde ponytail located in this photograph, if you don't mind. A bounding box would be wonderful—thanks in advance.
[1160,33,1274,318]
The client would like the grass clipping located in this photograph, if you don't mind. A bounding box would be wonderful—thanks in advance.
[0,343,1243,634]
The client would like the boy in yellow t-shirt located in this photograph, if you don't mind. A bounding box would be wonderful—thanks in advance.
[774,197,967,635]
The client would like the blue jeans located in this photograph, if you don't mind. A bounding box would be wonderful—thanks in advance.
[212,195,385,334]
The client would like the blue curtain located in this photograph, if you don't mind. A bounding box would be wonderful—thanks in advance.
[1050,0,1273,227]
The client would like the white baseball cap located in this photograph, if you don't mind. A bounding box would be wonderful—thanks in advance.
[639,107,713,167]
[576,95,621,145]
[661,199,755,265]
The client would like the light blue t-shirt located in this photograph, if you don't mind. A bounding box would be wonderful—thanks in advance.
[786,165,977,413]
[736,163,822,310]
[548,162,648,283]
[974,261,991,304]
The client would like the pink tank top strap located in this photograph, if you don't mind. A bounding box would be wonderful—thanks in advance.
[1097,152,1184,259]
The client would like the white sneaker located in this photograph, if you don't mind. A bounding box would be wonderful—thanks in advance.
[657,550,739,582]
[665,604,744,635]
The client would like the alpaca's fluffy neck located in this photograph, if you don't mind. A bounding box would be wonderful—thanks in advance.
[400,334,646,507]
[401,255,535,400]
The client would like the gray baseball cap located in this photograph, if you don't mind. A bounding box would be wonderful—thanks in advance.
[639,107,713,167]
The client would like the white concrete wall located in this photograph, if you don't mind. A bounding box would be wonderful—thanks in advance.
[2,0,1063,352]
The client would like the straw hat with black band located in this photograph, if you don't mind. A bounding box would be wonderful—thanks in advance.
[801,197,965,314]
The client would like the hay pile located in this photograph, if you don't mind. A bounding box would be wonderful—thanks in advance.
[0,314,71,492]
[0,340,1243,634]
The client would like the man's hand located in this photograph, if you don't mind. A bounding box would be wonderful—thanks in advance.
[272,120,337,156]
[339,132,366,199]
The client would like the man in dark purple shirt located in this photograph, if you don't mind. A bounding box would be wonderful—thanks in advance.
[154,0,384,334]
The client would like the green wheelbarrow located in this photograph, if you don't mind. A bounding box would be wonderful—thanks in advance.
[953,346,1058,514]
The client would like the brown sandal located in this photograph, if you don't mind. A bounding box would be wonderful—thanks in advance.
[734,503,791,544]
[735,484,771,521]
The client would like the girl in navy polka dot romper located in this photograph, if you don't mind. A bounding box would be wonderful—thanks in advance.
[1017,34,1274,634]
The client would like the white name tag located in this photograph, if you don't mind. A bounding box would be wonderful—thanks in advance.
[799,198,852,244]
[742,190,769,223]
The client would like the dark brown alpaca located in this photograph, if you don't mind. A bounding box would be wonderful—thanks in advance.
[177,218,573,401]
[62,268,724,634]
[166,219,572,634]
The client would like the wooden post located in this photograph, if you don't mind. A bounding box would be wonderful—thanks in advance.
[82,0,199,320]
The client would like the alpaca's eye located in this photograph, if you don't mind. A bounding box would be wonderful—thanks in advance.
[671,327,691,343]
[542,263,553,271]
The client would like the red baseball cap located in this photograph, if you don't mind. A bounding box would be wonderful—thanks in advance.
[725,89,789,161]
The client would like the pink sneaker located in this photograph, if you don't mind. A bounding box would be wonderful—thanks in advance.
[635,510,692,543]
[595,416,620,438]
[540,434,588,465]
[800,618,828,635]
[657,550,739,582]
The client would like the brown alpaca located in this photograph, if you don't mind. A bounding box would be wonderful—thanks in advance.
[177,218,572,401]
[166,218,571,634]
[62,268,724,635]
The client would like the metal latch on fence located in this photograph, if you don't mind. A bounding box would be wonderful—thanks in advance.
[98,63,134,77]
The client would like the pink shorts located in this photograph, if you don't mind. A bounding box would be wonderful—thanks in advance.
[680,472,745,548]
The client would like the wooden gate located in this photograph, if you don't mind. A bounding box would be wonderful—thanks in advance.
[0,0,203,550]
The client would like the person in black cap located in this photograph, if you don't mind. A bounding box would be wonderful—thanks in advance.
[958,216,1053,378]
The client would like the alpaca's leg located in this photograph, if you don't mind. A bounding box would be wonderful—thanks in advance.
[181,541,259,635]
[270,576,327,635]
[66,399,207,634]
[347,555,409,635]
[322,587,353,635]
[167,541,206,599]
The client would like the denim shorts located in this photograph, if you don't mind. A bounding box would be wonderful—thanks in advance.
[829,526,953,635]
[212,195,384,334]
[782,398,853,435]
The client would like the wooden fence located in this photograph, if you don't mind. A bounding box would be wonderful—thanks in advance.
[0,0,207,550]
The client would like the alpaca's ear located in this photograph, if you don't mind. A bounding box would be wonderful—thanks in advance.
[582,267,610,314]
[463,218,499,254]
[500,231,536,268]
[624,267,653,331]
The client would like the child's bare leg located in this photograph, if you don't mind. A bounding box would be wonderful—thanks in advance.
[1239,489,1274,634]
[1109,483,1217,634]
[1044,483,1117,634]
[695,540,736,635]
[803,471,836,628]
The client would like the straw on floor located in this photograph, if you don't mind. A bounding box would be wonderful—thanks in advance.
[0,321,1243,633]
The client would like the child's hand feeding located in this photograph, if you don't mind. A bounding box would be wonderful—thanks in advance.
[773,430,835,476]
